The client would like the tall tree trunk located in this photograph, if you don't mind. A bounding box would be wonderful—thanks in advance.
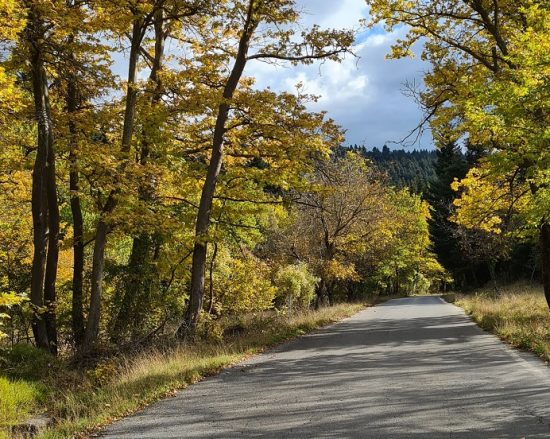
[540,222,550,309]
[27,8,58,354]
[207,242,218,314]
[82,219,108,350]
[114,10,165,340]
[315,278,329,309]
[177,5,257,339]
[326,280,334,306]
[81,18,143,353]
[29,110,49,351]
[43,130,60,355]
[67,69,85,346]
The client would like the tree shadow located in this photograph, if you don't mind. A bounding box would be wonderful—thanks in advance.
[101,296,550,438]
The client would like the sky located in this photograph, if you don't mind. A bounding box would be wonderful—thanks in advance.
[245,0,432,149]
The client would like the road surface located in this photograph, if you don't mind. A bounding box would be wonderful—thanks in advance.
[101,296,550,438]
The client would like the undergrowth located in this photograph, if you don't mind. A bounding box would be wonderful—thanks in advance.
[454,282,550,363]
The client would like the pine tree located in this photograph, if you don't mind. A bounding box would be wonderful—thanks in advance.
[425,142,469,287]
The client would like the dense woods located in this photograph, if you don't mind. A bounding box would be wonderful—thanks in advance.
[350,145,437,194]
[0,0,444,358]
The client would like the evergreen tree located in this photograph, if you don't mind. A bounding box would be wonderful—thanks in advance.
[349,145,437,194]
[425,142,470,286]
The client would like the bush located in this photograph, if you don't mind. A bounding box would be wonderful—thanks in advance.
[274,263,319,312]
[211,251,276,315]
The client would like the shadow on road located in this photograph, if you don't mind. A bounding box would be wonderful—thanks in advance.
[102,296,550,439]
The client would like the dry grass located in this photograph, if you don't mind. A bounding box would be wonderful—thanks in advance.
[2,302,371,439]
[455,282,550,363]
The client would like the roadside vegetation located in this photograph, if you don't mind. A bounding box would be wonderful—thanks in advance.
[454,283,550,363]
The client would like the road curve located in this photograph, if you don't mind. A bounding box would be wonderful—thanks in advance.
[101,296,550,438]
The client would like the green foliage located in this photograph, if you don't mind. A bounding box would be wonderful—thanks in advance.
[274,263,319,311]
[0,376,42,430]
[361,145,437,194]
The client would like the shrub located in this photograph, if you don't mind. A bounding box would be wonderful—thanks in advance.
[274,263,319,312]
[212,251,276,315]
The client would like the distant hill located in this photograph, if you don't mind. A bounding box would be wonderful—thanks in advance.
[346,145,437,194]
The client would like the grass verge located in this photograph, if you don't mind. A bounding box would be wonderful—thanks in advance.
[1,301,380,438]
[452,282,550,363]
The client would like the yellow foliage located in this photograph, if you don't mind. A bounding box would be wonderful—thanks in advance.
[451,163,533,238]
[367,0,550,237]
[211,249,276,315]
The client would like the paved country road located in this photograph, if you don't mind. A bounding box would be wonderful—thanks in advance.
[101,296,550,438]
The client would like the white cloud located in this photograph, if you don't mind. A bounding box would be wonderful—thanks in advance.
[298,0,368,30]
[246,13,432,148]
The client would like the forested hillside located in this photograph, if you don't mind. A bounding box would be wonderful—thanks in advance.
[347,145,437,193]
[342,143,543,291]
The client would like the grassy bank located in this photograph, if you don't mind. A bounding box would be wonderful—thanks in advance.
[1,301,378,438]
[453,283,550,363]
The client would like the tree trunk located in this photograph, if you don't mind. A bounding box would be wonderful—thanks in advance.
[488,260,498,292]
[315,278,329,309]
[43,129,60,355]
[82,18,143,353]
[177,9,256,339]
[82,219,108,351]
[540,222,550,310]
[115,10,165,340]
[27,9,58,354]
[326,280,334,306]
[29,121,49,351]
[64,60,86,347]
[207,242,218,314]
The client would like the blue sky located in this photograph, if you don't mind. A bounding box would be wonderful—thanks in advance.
[245,0,432,149]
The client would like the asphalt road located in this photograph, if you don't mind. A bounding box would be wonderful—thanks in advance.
[101,296,550,438]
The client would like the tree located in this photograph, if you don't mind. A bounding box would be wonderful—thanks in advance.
[14,1,63,355]
[54,0,114,348]
[290,153,390,304]
[264,152,445,301]
[425,141,470,285]
[366,0,550,307]
[177,0,354,337]
[450,163,532,287]
[110,1,203,341]
[80,0,205,352]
